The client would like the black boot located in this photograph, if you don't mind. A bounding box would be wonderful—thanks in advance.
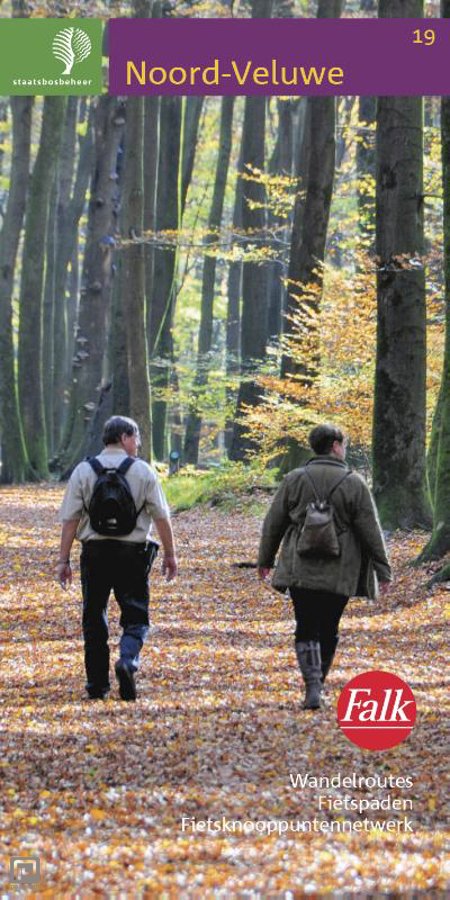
[295,641,323,710]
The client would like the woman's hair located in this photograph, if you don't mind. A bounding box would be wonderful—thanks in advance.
[102,415,140,446]
[308,423,344,455]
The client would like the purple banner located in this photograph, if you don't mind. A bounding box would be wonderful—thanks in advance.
[109,18,450,96]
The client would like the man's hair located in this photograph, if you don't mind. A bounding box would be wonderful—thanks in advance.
[309,423,344,455]
[102,415,140,446]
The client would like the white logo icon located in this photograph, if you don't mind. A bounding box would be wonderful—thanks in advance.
[52,27,91,75]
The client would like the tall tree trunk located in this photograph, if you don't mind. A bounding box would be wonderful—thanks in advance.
[357,95,376,251]
[59,96,124,473]
[184,96,235,464]
[282,0,344,385]
[149,96,203,460]
[110,272,131,417]
[43,178,58,456]
[228,91,268,461]
[0,97,33,484]
[120,96,152,460]
[274,0,343,473]
[282,19,343,379]
[144,94,159,339]
[280,105,326,368]
[224,141,244,454]
[53,99,94,451]
[18,96,66,478]
[278,94,337,472]
[137,0,160,341]
[229,0,273,462]
[46,96,77,456]
[373,0,431,529]
[417,0,450,566]
[266,98,300,341]
[0,100,7,188]
[149,96,181,461]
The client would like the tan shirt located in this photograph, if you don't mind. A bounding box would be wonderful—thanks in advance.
[59,448,170,543]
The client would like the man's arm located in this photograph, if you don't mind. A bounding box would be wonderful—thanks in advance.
[154,516,178,582]
[56,518,80,589]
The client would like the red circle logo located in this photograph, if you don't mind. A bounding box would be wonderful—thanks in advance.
[337,671,416,750]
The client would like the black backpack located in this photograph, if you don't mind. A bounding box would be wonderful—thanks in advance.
[297,466,351,558]
[86,457,143,536]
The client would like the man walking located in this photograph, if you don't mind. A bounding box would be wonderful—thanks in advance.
[257,423,391,710]
[57,415,177,702]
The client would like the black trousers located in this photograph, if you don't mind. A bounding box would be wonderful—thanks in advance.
[289,587,348,659]
[80,540,151,694]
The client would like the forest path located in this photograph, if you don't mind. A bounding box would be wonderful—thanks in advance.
[0,485,447,894]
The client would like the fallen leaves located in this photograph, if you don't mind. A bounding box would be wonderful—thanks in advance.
[0,485,448,894]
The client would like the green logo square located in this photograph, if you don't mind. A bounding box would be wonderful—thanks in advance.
[0,19,103,95]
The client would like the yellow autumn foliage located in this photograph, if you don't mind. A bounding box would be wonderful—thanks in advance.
[243,260,444,463]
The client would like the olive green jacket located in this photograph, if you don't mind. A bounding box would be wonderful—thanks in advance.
[258,456,392,599]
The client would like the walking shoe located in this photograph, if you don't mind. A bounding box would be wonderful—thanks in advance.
[86,685,110,700]
[115,659,137,701]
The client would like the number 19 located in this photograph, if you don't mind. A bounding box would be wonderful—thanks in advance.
[413,28,436,46]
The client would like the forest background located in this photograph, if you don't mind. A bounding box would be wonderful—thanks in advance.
[0,0,450,579]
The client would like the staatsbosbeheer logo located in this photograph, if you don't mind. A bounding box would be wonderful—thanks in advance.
[0,18,102,95]
[52,27,92,76]
[337,671,416,750]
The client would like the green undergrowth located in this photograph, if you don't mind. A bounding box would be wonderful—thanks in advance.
[161,462,279,514]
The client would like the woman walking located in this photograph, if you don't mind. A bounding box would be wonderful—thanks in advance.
[257,424,392,710]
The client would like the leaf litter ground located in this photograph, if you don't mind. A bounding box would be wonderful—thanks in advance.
[0,485,448,894]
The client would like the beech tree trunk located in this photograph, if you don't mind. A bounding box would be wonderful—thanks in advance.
[184,96,235,464]
[271,0,344,474]
[52,99,94,451]
[357,95,376,250]
[18,96,66,478]
[228,91,268,461]
[417,0,450,567]
[43,177,58,455]
[281,0,344,384]
[224,142,244,454]
[149,96,203,460]
[120,95,152,460]
[0,97,33,483]
[266,98,304,343]
[373,0,431,529]
[149,96,181,461]
[229,0,273,461]
[281,99,337,380]
[0,100,7,185]
[59,96,124,474]
[45,97,78,454]
[144,94,159,339]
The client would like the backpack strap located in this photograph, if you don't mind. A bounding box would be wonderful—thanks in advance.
[327,470,351,500]
[303,464,351,502]
[303,467,320,502]
[117,457,136,476]
[87,456,136,476]
[117,456,146,517]
[87,457,106,476]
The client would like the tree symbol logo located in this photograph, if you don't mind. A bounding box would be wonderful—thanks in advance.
[52,27,92,75]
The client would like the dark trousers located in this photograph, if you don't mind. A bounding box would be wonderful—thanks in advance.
[290,587,348,660]
[80,540,151,694]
